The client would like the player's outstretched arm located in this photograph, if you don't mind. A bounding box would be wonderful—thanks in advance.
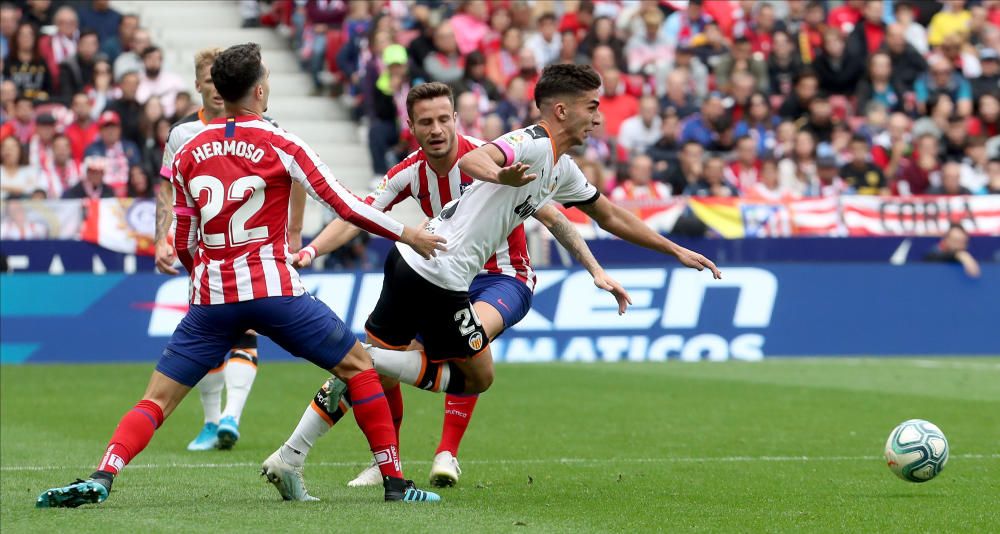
[154,181,178,275]
[294,218,362,268]
[458,144,537,187]
[578,196,722,279]
[534,205,631,314]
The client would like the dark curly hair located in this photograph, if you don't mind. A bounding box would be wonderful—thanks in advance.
[533,64,602,109]
[211,43,265,103]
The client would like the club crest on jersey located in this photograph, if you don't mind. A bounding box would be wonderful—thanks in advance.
[514,195,537,219]
[468,331,484,351]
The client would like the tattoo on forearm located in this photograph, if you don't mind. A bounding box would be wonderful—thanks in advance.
[155,185,173,242]
[549,214,600,271]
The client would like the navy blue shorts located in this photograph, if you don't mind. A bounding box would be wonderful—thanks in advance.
[157,295,357,387]
[469,273,533,335]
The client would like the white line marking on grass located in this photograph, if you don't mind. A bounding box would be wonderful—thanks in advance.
[909,360,1000,371]
[4,453,998,473]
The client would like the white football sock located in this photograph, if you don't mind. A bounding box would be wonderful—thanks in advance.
[222,353,257,422]
[283,405,332,467]
[368,346,452,392]
[197,369,225,425]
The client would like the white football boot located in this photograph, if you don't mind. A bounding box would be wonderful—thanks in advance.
[429,451,461,487]
[261,449,319,502]
[347,460,383,487]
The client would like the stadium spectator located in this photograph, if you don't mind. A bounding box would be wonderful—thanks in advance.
[894,133,940,196]
[646,111,681,185]
[597,69,637,138]
[727,71,757,124]
[112,27,149,79]
[735,92,779,156]
[685,156,738,197]
[663,0,714,50]
[424,22,465,85]
[481,113,504,142]
[663,139,705,196]
[0,95,34,144]
[657,46,710,102]
[986,158,1000,194]
[525,12,561,69]
[715,36,768,94]
[485,26,522,89]
[798,96,836,145]
[846,0,886,57]
[855,52,905,114]
[142,116,169,180]
[62,155,114,199]
[448,0,489,56]
[5,22,53,101]
[882,23,928,89]
[680,93,726,147]
[0,135,38,199]
[76,0,122,44]
[779,130,819,196]
[767,30,802,98]
[100,13,138,61]
[840,134,888,195]
[27,112,56,175]
[172,91,195,122]
[941,115,970,162]
[691,21,729,69]
[928,0,972,47]
[86,59,117,119]
[928,161,972,195]
[495,75,532,131]
[454,91,482,139]
[105,71,143,146]
[894,2,929,55]
[617,94,661,157]
[923,223,981,278]
[84,110,141,197]
[367,44,408,177]
[872,112,913,180]
[725,135,762,193]
[39,6,80,88]
[21,0,54,29]
[36,133,80,199]
[814,28,865,96]
[625,8,670,76]
[555,30,585,65]
[0,79,14,124]
[746,158,797,201]
[796,1,826,62]
[659,69,697,119]
[968,93,1000,138]
[809,155,849,197]
[57,30,100,105]
[939,33,981,79]
[581,118,617,171]
[138,97,164,147]
[126,164,151,199]
[972,49,1000,100]
[779,70,819,120]
[0,2,19,60]
[451,51,500,107]
[64,93,98,163]
[578,16,626,72]
[611,154,670,201]
[915,55,973,118]
[961,136,990,193]
[827,0,864,35]
[136,46,184,117]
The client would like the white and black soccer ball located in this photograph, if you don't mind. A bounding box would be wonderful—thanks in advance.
[884,419,949,483]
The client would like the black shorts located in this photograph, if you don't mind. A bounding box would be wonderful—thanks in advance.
[365,248,488,362]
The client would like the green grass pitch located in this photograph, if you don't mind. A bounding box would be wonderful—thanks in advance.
[2,359,999,532]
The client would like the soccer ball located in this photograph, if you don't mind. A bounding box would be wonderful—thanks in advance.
[884,419,949,482]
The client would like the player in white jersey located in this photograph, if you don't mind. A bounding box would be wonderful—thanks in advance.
[265,64,719,497]
[154,47,307,452]
[261,83,624,499]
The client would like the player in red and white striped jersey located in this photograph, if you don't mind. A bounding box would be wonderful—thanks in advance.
[36,44,445,508]
[262,83,616,497]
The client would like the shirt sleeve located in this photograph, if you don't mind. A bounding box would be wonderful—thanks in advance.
[554,159,600,208]
[366,155,418,212]
[160,128,180,181]
[269,129,406,240]
[489,129,538,167]
[171,159,199,273]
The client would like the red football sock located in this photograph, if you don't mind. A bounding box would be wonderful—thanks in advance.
[97,400,164,476]
[348,369,403,479]
[385,383,403,442]
[437,393,479,456]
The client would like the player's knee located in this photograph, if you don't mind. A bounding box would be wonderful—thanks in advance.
[379,375,400,390]
[331,343,372,380]
[463,366,494,394]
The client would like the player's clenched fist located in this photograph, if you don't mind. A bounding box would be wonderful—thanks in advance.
[155,239,179,275]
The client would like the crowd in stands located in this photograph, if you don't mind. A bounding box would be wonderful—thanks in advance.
[250,0,1000,201]
[1,0,189,201]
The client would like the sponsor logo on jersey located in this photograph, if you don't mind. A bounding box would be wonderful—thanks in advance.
[468,331,484,351]
[504,133,526,145]
[514,195,537,219]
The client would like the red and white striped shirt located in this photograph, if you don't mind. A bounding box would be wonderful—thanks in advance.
[370,134,536,291]
[171,115,405,305]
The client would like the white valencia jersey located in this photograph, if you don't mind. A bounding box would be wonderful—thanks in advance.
[370,134,537,290]
[397,124,600,291]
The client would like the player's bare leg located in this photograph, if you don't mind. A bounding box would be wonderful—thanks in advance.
[36,372,191,508]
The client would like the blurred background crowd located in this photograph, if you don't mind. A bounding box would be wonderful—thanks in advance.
[1,0,998,231]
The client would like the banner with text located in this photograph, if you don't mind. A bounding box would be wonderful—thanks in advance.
[2,264,997,365]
